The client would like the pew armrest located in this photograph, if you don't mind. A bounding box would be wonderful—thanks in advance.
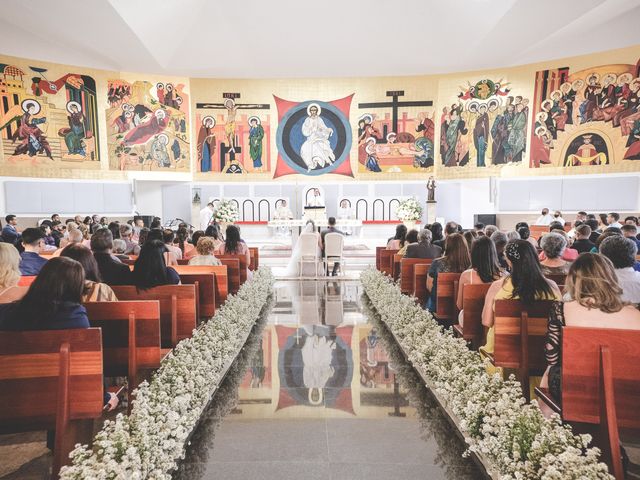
[452,324,463,338]
[534,387,561,414]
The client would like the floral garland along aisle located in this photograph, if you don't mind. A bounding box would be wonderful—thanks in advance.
[360,268,612,480]
[60,268,275,480]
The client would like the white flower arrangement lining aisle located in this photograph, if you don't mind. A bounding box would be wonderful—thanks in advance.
[360,268,613,480]
[60,268,275,480]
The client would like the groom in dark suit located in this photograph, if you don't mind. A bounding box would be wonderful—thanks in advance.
[321,217,344,276]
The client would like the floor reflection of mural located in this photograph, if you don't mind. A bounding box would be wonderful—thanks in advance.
[530,59,640,169]
[0,63,100,171]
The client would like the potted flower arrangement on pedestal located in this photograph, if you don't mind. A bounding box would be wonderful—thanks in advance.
[214,199,239,232]
[396,198,423,231]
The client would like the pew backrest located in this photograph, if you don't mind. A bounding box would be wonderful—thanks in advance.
[110,285,196,348]
[435,272,462,321]
[461,283,492,343]
[400,258,433,295]
[214,256,242,293]
[249,247,259,271]
[392,253,404,281]
[379,249,398,276]
[172,265,228,309]
[562,326,640,428]
[375,246,385,270]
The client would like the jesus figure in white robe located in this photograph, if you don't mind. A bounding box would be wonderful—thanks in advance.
[300,103,335,171]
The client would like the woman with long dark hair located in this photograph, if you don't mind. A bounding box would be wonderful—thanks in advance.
[456,236,504,316]
[481,240,561,357]
[185,230,205,260]
[387,224,408,250]
[426,233,471,312]
[216,225,251,278]
[132,240,180,290]
[138,227,150,246]
[204,224,223,250]
[60,244,118,302]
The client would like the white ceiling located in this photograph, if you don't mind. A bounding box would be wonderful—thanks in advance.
[1,0,639,79]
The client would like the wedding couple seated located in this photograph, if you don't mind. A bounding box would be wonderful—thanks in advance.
[284,218,344,277]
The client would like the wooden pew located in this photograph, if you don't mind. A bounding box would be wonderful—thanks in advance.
[215,256,243,293]
[375,246,385,270]
[452,283,491,350]
[392,253,404,281]
[18,276,36,287]
[0,328,104,477]
[172,265,228,311]
[435,272,462,325]
[249,247,259,271]
[110,285,197,349]
[177,258,190,265]
[399,258,433,295]
[530,226,549,240]
[378,249,398,276]
[84,301,161,409]
[413,264,430,306]
[493,299,554,401]
[539,327,640,479]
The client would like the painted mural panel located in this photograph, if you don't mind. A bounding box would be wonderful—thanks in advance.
[438,79,529,175]
[105,79,190,171]
[194,95,271,176]
[530,59,640,171]
[356,90,435,175]
[0,62,100,174]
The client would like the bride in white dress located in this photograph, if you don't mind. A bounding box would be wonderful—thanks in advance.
[284,221,322,277]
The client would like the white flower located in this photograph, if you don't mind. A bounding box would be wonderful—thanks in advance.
[396,198,423,222]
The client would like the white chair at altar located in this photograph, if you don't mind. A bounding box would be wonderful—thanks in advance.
[298,233,321,277]
[323,232,345,276]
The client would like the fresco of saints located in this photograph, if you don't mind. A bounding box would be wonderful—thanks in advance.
[224,98,238,152]
[565,134,607,166]
[11,99,53,159]
[197,116,216,173]
[442,105,468,167]
[248,116,264,170]
[62,101,86,156]
[150,133,171,168]
[300,103,335,171]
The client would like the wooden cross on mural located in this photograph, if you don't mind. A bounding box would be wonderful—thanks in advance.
[358,90,433,134]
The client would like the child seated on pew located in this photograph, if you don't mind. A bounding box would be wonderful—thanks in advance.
[0,243,23,303]
[132,240,181,290]
[0,257,118,411]
[60,244,118,302]
[539,253,640,417]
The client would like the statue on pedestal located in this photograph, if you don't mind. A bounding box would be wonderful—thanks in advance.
[426,176,436,202]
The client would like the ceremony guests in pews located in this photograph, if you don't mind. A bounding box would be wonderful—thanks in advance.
[404,228,442,259]
[52,228,84,257]
[397,229,418,256]
[185,230,205,260]
[571,224,596,254]
[456,236,504,325]
[119,224,140,255]
[426,233,471,312]
[204,224,224,251]
[18,228,48,275]
[481,240,561,358]
[599,235,640,303]
[138,227,150,247]
[463,229,478,246]
[621,223,640,249]
[518,225,539,249]
[539,232,572,275]
[2,214,20,245]
[217,225,251,278]
[0,243,23,303]
[433,221,458,249]
[112,239,130,261]
[132,240,181,289]
[175,225,194,259]
[163,229,183,260]
[586,219,601,244]
[430,222,444,246]
[490,231,509,270]
[91,229,133,286]
[188,237,222,266]
[387,224,407,250]
[484,224,499,239]
[540,253,640,411]
[606,212,623,230]
[60,244,117,302]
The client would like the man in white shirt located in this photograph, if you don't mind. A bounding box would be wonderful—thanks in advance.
[199,202,215,231]
[534,208,553,226]
[600,235,640,303]
[606,212,623,230]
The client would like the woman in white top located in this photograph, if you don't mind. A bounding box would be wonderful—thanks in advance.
[188,237,222,266]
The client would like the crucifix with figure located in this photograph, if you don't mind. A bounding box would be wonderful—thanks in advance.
[358,90,433,141]
[196,94,270,171]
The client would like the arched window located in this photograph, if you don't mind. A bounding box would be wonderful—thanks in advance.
[372,199,385,221]
[242,199,255,222]
[258,199,270,221]
[355,199,368,221]
[388,198,400,220]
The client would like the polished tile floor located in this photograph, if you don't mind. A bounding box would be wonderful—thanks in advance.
[174,280,481,480]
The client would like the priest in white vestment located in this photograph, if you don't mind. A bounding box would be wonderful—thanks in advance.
[300,104,335,171]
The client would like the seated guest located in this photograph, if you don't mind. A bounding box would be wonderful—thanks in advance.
[119,224,141,255]
[0,256,118,410]
[50,221,65,247]
[506,230,520,242]
[0,243,24,303]
[150,218,162,229]
[517,226,538,249]
[112,239,130,261]
[61,244,117,302]
[541,253,640,410]
[624,216,639,226]
[426,233,470,312]
[40,223,57,251]
[188,237,222,266]
[490,231,509,270]
[147,229,177,265]
[132,240,181,290]
[429,222,444,246]
[163,229,183,260]
[185,230,205,260]
[606,212,623,229]
[433,221,458,249]
[474,223,485,235]
[19,228,48,275]
[586,219,601,244]
[481,240,561,357]
[539,232,571,276]
[456,236,503,324]
[598,213,609,230]
[175,225,194,259]
[600,235,640,303]
[138,227,150,247]
[397,229,418,256]
[592,228,622,253]
[91,229,133,286]
[484,224,498,239]
[548,221,564,233]
[216,225,251,278]
[571,224,596,254]
[2,214,21,245]
[132,216,145,243]
[552,210,565,226]
[621,224,640,250]
[462,229,478,247]
[204,224,224,250]
[107,222,120,240]
[545,229,578,261]
[387,224,407,250]
[52,228,84,257]
[405,228,442,259]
